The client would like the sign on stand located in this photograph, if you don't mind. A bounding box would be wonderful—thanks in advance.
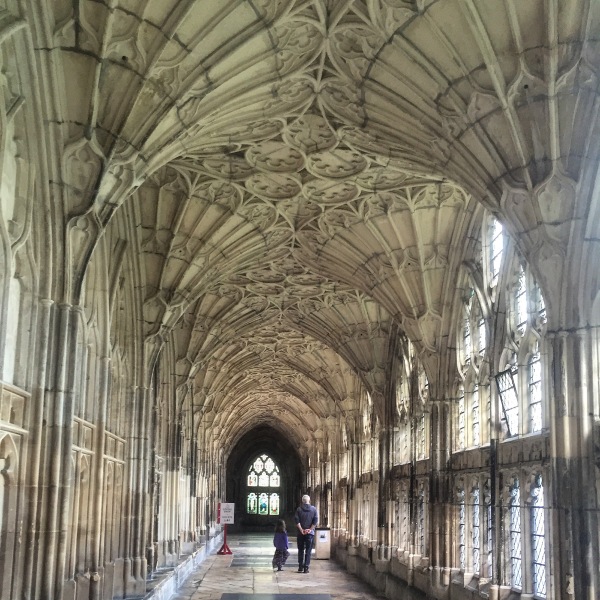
[219,503,235,525]
[217,502,234,554]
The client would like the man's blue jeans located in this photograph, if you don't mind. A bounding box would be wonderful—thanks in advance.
[297,533,314,567]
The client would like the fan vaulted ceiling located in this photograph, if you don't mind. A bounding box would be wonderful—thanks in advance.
[42,0,592,447]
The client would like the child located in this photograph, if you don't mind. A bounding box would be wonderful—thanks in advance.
[272,519,290,571]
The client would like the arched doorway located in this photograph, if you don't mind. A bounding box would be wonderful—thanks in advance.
[226,426,303,531]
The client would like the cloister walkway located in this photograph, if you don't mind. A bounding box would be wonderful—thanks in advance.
[167,533,383,600]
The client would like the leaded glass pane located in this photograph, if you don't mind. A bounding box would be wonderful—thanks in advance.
[248,471,258,487]
[418,414,426,459]
[400,486,409,549]
[496,368,519,437]
[472,386,480,447]
[265,458,275,473]
[258,493,268,515]
[516,265,527,335]
[491,219,504,287]
[472,487,480,575]
[253,457,264,472]
[531,478,546,597]
[486,497,493,578]
[510,481,522,588]
[270,472,280,487]
[464,315,472,363]
[258,472,269,487]
[247,493,257,514]
[269,493,279,515]
[418,485,426,555]
[529,350,542,433]
[459,493,466,570]
[458,387,465,450]
[478,317,487,356]
[535,282,547,325]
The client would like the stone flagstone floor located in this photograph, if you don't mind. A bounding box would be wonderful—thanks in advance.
[168,533,384,600]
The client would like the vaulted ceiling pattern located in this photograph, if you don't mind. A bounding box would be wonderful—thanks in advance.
[31,0,598,445]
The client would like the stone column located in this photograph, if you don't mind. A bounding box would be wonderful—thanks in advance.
[429,400,453,587]
[34,303,82,599]
[22,298,53,599]
[88,354,110,600]
[548,328,599,600]
[124,385,150,597]
[377,426,392,560]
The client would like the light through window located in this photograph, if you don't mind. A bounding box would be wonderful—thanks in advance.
[515,265,527,335]
[458,386,466,450]
[472,385,480,446]
[472,486,480,575]
[246,454,280,515]
[485,482,493,578]
[529,346,542,433]
[510,479,522,589]
[531,475,546,598]
[496,365,519,437]
[458,489,466,570]
[491,219,504,287]
[418,484,426,555]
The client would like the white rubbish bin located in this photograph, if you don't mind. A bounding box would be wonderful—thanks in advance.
[314,527,331,559]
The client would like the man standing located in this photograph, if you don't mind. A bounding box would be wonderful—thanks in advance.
[294,494,318,573]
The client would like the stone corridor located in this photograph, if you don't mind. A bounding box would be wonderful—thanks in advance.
[2,2,600,599]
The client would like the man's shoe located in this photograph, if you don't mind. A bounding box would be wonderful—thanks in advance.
[297,566,303,572]
[277,566,282,571]
[303,566,309,573]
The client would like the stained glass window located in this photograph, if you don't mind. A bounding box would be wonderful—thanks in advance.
[258,493,268,515]
[246,454,281,515]
[269,493,279,515]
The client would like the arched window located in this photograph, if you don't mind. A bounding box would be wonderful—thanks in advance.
[246,454,280,515]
